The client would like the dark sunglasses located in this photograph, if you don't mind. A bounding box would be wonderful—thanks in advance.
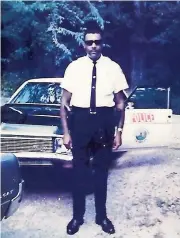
[85,39,102,46]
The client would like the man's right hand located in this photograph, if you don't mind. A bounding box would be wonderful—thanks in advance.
[63,133,72,150]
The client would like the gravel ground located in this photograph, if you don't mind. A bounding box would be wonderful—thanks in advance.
[1,147,180,238]
[1,116,180,238]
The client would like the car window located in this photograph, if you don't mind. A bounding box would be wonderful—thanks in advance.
[11,82,62,104]
[127,87,169,109]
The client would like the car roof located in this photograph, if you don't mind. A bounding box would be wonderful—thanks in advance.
[25,78,63,83]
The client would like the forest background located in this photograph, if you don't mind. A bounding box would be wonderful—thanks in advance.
[1,1,180,113]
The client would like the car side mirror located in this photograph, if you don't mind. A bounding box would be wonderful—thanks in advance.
[125,101,135,109]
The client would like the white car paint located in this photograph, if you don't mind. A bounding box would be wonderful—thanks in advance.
[119,109,172,150]
[1,123,62,138]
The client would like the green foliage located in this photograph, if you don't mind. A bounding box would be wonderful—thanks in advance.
[1,0,180,112]
[1,1,104,68]
[1,1,105,92]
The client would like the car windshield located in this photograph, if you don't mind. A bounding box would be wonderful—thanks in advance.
[10,82,62,104]
[127,87,169,109]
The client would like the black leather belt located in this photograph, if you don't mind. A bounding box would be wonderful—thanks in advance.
[71,106,114,114]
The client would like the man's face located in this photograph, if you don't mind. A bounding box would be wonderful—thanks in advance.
[84,33,103,61]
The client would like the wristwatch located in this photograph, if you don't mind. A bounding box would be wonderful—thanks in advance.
[117,127,123,133]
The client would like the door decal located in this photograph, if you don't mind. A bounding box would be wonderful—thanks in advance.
[132,113,154,123]
[135,129,149,143]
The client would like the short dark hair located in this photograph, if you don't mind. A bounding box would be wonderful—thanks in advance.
[84,20,103,39]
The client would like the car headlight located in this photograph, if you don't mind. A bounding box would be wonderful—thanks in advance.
[53,138,72,155]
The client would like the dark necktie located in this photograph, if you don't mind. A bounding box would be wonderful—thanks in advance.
[90,61,97,114]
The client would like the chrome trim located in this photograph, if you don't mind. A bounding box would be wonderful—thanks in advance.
[1,136,53,153]
[32,115,60,118]
[9,107,23,114]
[167,87,171,109]
[14,152,73,161]
[5,180,24,218]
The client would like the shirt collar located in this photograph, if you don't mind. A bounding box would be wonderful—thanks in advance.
[85,54,103,64]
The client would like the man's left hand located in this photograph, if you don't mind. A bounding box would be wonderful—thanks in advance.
[113,132,122,150]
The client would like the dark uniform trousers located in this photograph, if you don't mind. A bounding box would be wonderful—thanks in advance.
[69,106,115,221]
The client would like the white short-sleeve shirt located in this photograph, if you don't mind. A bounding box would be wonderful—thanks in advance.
[61,55,129,107]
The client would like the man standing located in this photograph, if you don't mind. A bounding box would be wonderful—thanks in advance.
[60,21,128,235]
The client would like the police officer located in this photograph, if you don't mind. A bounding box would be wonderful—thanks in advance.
[60,21,129,235]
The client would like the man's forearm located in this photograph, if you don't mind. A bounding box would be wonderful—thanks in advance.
[60,89,72,135]
[114,91,126,131]
[118,108,125,129]
[115,108,125,129]
[60,105,70,135]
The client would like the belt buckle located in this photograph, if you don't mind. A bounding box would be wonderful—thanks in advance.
[90,109,96,114]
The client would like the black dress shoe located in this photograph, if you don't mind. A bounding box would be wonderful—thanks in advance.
[67,218,84,235]
[96,217,115,234]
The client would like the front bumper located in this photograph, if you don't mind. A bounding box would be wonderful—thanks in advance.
[4,179,24,219]
[13,152,73,166]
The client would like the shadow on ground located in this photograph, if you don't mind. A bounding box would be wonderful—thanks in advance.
[20,152,164,195]
[20,152,125,194]
[113,156,165,170]
[20,165,94,195]
[21,166,73,191]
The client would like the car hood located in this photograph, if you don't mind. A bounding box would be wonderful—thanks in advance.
[1,104,62,128]
[1,123,62,137]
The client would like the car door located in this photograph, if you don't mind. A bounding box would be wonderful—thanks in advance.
[119,86,172,150]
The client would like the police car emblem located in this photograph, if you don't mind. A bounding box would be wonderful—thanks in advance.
[135,129,149,143]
